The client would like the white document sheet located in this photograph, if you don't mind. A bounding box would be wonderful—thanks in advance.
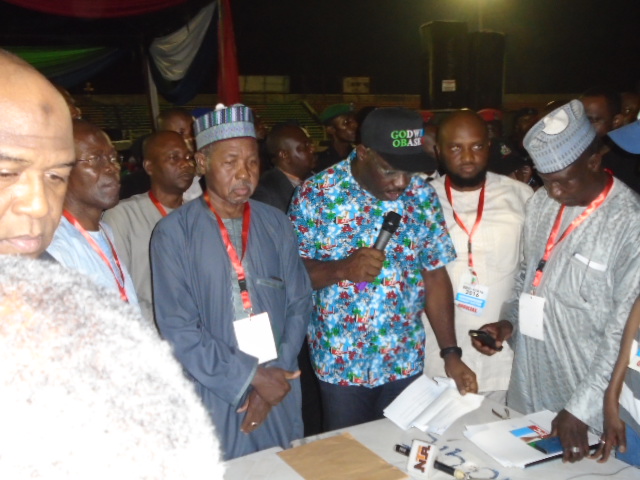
[233,312,278,364]
[383,376,483,434]
[464,410,600,468]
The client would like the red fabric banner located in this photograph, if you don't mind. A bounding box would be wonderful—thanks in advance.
[3,0,188,18]
[217,0,240,105]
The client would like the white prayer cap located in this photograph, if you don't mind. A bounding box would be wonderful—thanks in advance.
[524,100,596,173]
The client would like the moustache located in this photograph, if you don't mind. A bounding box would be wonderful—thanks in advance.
[231,180,255,193]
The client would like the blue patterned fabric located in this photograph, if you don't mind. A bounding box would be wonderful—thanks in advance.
[289,153,456,387]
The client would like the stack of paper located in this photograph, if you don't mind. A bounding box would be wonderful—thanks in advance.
[464,410,600,468]
[383,376,483,434]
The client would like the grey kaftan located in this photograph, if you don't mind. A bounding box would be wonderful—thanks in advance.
[151,198,312,460]
[502,179,640,431]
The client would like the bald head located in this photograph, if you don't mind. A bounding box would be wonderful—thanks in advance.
[436,110,490,190]
[157,108,191,126]
[266,123,299,158]
[66,120,120,228]
[142,131,195,196]
[0,49,75,257]
[0,50,71,131]
[0,50,73,153]
[72,119,115,161]
[266,124,315,179]
[157,108,195,152]
[72,118,103,140]
[143,130,182,160]
[0,49,34,76]
[437,110,488,144]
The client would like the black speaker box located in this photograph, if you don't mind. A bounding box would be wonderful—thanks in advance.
[467,31,505,110]
[420,21,469,109]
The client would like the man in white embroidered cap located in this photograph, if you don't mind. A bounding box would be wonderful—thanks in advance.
[150,104,312,460]
[472,100,640,463]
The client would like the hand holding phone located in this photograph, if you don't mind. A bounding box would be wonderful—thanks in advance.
[469,329,503,351]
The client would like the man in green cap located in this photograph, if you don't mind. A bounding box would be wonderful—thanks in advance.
[316,103,358,172]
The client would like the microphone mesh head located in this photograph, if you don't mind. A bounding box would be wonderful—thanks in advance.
[383,211,402,233]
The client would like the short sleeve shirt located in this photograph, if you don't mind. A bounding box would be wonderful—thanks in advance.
[289,154,456,387]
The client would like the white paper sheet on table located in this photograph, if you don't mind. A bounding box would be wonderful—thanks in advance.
[463,409,600,468]
[383,376,483,434]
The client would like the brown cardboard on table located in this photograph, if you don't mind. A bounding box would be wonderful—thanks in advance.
[277,432,408,480]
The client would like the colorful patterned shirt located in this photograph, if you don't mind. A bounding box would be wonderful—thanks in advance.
[289,155,456,387]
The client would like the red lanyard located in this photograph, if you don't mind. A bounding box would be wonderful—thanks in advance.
[532,174,614,291]
[445,176,486,280]
[62,210,129,303]
[203,192,253,312]
[148,190,168,217]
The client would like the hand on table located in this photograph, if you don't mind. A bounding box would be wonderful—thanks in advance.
[590,398,626,463]
[551,409,590,463]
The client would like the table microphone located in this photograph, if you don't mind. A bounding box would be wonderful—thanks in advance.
[395,441,468,479]
[356,211,402,291]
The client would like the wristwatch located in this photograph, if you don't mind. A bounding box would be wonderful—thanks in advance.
[440,346,463,359]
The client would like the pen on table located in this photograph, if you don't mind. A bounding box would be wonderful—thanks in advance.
[395,444,468,479]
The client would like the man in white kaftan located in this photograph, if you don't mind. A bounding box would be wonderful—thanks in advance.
[425,110,533,400]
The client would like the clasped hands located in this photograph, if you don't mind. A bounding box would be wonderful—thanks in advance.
[238,366,300,434]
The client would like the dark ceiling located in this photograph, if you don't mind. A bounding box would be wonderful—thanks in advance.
[0,0,212,46]
[1,0,639,96]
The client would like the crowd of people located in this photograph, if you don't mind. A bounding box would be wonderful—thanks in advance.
[1,44,640,474]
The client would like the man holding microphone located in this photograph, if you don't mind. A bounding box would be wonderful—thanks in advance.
[290,107,477,431]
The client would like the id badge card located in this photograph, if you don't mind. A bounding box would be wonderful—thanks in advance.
[629,339,640,373]
[519,293,546,341]
[455,279,489,316]
[233,312,278,364]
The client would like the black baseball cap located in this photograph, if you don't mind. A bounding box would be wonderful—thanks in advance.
[360,107,429,172]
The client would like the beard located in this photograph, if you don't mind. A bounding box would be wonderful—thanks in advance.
[446,167,488,189]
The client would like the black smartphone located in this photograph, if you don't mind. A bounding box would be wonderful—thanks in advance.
[469,329,503,351]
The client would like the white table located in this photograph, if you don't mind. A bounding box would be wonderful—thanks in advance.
[224,399,639,479]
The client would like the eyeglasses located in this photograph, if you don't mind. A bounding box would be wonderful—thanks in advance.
[77,153,122,169]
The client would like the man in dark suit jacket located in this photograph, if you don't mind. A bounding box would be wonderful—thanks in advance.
[251,122,322,436]
[252,123,315,213]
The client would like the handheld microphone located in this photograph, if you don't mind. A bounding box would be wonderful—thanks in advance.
[373,211,402,249]
[356,211,402,291]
